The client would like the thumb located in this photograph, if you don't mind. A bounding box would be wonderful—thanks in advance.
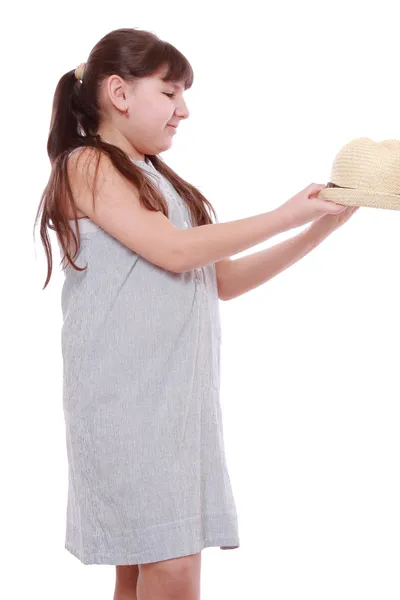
[307,183,326,196]
[307,183,346,213]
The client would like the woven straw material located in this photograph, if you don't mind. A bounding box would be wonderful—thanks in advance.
[317,138,400,210]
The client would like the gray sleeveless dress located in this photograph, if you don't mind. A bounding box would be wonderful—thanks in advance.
[58,151,240,565]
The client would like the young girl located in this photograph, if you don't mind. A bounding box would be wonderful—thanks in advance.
[35,27,357,600]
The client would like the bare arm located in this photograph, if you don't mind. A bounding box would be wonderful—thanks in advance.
[175,208,293,273]
[217,225,321,300]
[67,148,304,274]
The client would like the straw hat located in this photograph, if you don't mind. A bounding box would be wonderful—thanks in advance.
[317,137,400,210]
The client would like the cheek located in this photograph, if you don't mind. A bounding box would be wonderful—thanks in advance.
[132,98,172,133]
[145,104,169,125]
[154,96,175,118]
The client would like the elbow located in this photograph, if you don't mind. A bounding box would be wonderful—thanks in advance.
[218,290,231,301]
[171,250,190,273]
[167,231,188,273]
[217,282,232,301]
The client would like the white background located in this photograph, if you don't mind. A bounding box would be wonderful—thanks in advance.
[2,1,400,598]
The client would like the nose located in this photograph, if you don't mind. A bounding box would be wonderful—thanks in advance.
[176,98,190,120]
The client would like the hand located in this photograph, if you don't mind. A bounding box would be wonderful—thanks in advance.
[307,204,360,238]
[280,183,349,230]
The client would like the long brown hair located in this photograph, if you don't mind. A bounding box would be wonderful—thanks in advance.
[34,27,218,290]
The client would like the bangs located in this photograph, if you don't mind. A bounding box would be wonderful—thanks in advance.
[153,41,194,90]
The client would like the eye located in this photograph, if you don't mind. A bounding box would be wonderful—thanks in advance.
[163,92,175,99]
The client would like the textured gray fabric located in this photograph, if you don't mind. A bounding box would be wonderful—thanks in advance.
[58,149,240,565]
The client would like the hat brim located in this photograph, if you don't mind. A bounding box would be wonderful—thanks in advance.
[317,187,400,210]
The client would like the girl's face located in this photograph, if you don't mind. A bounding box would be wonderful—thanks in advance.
[99,68,190,159]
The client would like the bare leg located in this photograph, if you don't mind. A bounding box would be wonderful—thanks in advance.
[136,552,201,600]
[113,564,140,600]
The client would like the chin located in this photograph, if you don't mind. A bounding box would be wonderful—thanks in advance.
[157,140,174,153]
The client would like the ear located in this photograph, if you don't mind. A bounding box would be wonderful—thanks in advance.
[105,75,129,113]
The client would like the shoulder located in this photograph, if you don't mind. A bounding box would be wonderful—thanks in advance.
[66,146,116,190]
[66,145,100,169]
[65,146,143,219]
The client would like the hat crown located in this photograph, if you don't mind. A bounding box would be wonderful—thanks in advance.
[330,138,400,195]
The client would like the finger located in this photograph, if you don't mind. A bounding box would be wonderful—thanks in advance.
[307,183,326,194]
[321,203,347,214]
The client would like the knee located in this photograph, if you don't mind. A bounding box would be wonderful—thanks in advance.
[139,554,199,596]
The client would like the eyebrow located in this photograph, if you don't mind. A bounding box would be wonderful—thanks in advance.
[167,82,185,91]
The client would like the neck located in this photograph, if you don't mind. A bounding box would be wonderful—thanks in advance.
[96,128,146,162]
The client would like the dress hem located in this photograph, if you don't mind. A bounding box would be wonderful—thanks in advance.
[64,512,240,565]
[65,538,240,565]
